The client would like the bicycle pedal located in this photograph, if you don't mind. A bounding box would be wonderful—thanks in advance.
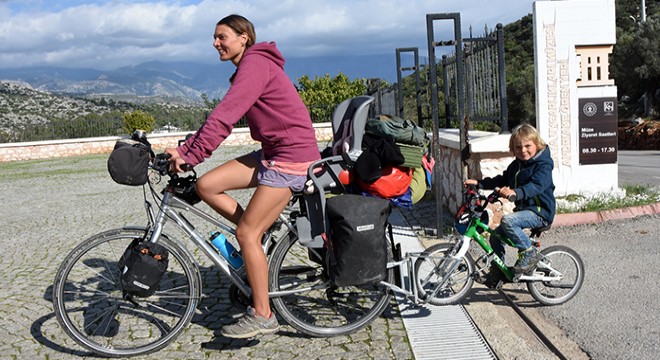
[473,273,486,284]
[494,280,504,290]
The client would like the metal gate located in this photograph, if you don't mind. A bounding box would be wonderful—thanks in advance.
[426,13,509,236]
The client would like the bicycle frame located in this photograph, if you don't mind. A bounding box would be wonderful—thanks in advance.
[144,186,296,300]
[462,216,564,284]
[463,217,516,281]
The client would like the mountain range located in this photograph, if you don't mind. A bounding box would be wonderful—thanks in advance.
[0,54,398,103]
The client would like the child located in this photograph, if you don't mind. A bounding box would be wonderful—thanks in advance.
[465,124,556,275]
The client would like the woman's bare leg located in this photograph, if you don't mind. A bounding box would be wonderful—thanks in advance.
[195,153,258,224]
[236,184,292,318]
[195,152,291,318]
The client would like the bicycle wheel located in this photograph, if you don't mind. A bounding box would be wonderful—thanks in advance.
[52,228,202,357]
[527,245,584,306]
[414,243,475,305]
[268,232,393,337]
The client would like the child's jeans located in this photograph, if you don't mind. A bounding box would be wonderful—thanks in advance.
[491,210,548,262]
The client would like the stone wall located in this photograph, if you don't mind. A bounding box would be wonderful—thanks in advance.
[0,124,334,162]
[436,129,513,214]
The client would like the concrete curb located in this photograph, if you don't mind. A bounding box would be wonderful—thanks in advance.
[553,202,660,227]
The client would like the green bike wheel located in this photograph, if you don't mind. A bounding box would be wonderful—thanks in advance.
[527,245,584,305]
[414,243,475,305]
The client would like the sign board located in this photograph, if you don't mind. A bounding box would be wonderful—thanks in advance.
[578,97,617,165]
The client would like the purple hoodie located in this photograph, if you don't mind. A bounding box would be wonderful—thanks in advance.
[177,42,321,166]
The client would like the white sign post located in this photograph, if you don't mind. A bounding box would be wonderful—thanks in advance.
[533,0,618,196]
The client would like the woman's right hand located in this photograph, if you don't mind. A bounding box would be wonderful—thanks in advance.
[464,179,478,187]
[164,148,186,173]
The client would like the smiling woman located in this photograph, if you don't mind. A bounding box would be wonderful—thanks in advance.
[163,13,322,340]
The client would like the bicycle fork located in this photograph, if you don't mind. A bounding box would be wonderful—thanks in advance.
[422,237,472,301]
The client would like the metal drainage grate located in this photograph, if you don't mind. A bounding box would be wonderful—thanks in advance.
[389,218,496,360]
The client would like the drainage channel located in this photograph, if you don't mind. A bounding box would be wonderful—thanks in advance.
[389,213,496,360]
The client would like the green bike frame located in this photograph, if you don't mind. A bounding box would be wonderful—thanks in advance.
[463,216,517,281]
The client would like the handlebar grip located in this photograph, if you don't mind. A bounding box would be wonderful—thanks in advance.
[492,187,516,203]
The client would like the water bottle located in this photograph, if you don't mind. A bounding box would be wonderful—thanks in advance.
[210,232,244,269]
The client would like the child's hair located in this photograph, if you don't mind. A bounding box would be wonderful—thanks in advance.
[509,123,547,152]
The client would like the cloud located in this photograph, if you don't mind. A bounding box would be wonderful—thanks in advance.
[0,0,536,69]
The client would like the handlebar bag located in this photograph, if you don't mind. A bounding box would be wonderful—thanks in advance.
[107,140,151,186]
[325,194,392,287]
[118,238,169,297]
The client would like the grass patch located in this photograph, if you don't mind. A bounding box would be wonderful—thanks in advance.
[0,153,108,181]
[556,184,660,214]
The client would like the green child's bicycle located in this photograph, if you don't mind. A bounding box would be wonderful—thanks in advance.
[414,185,584,306]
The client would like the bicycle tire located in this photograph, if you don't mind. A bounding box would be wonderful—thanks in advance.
[527,245,584,306]
[268,231,393,337]
[52,228,202,358]
[414,243,475,305]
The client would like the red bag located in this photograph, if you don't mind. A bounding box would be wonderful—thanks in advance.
[357,166,412,199]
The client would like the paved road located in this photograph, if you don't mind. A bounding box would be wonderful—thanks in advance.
[618,150,660,188]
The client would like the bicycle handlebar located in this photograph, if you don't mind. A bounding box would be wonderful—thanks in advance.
[463,184,516,214]
[153,153,193,176]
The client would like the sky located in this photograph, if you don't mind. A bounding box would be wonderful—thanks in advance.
[0,0,539,71]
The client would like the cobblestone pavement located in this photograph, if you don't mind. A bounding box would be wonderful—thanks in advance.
[0,146,414,360]
[9,144,654,360]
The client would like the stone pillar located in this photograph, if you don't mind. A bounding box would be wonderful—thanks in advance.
[533,0,618,196]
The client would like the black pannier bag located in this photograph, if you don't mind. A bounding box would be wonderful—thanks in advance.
[325,194,392,287]
[107,140,152,186]
[118,238,169,297]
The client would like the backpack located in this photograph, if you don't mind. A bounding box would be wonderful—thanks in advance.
[325,194,392,287]
[118,239,169,297]
[365,115,428,147]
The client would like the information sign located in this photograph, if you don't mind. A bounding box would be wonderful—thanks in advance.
[578,97,618,165]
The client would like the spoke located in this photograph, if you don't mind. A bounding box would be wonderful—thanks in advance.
[64,283,113,299]
[82,303,120,335]
[80,259,118,286]
[146,301,187,318]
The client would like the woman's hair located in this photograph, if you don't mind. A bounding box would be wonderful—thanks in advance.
[217,14,256,48]
[509,123,547,152]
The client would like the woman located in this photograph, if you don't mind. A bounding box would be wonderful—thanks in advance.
[165,14,321,338]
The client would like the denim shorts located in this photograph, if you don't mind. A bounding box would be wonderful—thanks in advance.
[252,150,308,193]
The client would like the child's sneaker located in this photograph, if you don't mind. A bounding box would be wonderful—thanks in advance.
[513,247,542,273]
[221,306,280,339]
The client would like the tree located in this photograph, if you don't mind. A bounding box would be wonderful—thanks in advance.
[611,0,660,118]
[121,110,155,135]
[503,14,536,127]
[296,73,367,123]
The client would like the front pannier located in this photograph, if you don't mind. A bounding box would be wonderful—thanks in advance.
[118,239,169,297]
[107,140,151,186]
[325,194,392,287]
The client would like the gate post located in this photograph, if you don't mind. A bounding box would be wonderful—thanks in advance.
[427,13,464,237]
[395,48,423,126]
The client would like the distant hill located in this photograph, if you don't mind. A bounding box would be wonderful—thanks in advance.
[0,54,396,103]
